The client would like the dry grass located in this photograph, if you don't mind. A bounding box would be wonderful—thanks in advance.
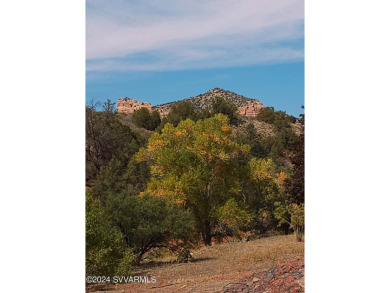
[252,239,304,262]
[88,235,304,293]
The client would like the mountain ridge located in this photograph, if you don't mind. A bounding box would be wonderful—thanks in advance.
[117,88,265,117]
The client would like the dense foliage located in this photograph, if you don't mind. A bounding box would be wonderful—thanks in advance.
[86,192,128,275]
[86,100,146,187]
[137,114,250,245]
[285,133,304,204]
[285,109,305,204]
[274,202,305,241]
[132,107,161,130]
[93,157,150,204]
[234,123,268,158]
[256,107,295,125]
[106,194,197,264]
[159,101,199,128]
[211,96,239,125]
[85,98,304,275]
[252,107,299,163]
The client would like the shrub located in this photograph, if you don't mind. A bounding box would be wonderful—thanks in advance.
[116,249,135,275]
[274,202,305,242]
[93,156,150,205]
[211,96,239,125]
[86,104,146,184]
[215,198,253,240]
[256,107,296,127]
[106,194,197,265]
[86,192,126,276]
[161,101,198,128]
[132,108,161,130]
[256,107,277,124]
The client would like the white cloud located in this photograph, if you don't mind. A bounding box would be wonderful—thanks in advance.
[86,0,304,71]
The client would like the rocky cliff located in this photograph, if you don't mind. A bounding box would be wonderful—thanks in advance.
[238,101,264,117]
[117,88,264,117]
[117,98,152,114]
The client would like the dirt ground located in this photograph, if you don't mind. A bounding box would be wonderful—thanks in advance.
[87,235,304,293]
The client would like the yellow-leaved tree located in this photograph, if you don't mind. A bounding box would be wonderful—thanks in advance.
[247,157,288,232]
[136,114,250,245]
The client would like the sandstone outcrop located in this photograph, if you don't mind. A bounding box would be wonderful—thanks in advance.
[117,98,152,114]
[238,101,264,117]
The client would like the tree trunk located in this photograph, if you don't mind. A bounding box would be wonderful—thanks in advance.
[283,222,290,235]
[295,225,303,242]
[134,253,143,266]
[202,220,212,246]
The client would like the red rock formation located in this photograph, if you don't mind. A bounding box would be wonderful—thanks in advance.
[117,98,152,114]
[117,92,265,118]
[238,101,264,117]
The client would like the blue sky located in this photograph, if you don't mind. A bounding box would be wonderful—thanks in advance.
[86,0,304,117]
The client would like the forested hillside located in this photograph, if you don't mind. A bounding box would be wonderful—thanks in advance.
[85,94,304,276]
[153,88,261,114]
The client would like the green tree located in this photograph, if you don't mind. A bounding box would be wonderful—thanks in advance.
[86,100,146,187]
[234,123,267,158]
[255,106,298,163]
[86,192,127,275]
[198,108,212,120]
[106,194,196,265]
[150,110,161,129]
[211,96,239,125]
[162,101,198,127]
[93,157,150,204]
[273,117,298,150]
[256,107,295,125]
[256,107,277,124]
[274,202,304,241]
[245,157,288,233]
[132,108,161,130]
[136,114,250,245]
[214,198,253,241]
[285,106,304,204]
[284,133,304,204]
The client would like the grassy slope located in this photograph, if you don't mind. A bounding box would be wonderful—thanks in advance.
[88,235,304,293]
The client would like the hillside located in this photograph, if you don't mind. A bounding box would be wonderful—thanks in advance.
[153,88,264,117]
[116,87,303,142]
[87,92,305,292]
[117,88,265,117]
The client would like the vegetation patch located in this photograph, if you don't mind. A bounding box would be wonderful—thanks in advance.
[85,97,304,284]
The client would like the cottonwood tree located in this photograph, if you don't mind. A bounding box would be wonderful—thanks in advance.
[274,202,305,241]
[246,157,287,233]
[136,114,250,245]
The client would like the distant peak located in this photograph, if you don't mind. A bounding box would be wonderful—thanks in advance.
[208,87,228,93]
